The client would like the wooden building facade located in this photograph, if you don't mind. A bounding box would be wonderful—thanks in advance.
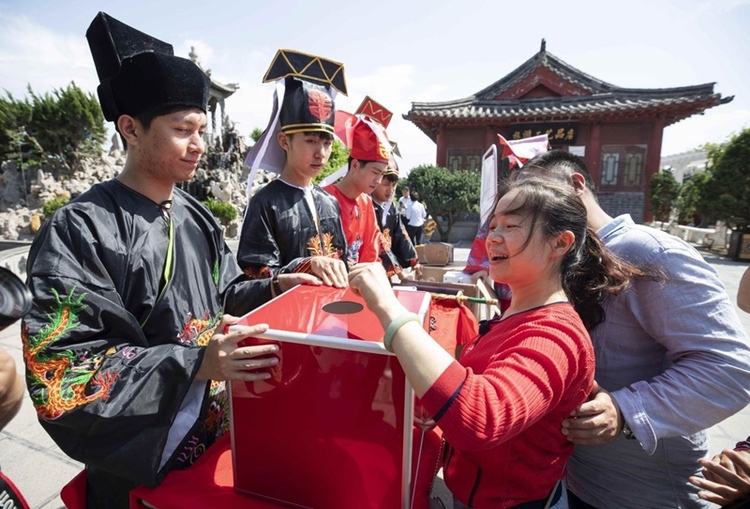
[404,41,732,223]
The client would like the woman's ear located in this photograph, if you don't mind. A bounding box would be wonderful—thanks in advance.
[117,115,139,147]
[550,230,576,259]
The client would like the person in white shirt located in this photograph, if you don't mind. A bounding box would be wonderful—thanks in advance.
[406,191,427,245]
[397,186,412,220]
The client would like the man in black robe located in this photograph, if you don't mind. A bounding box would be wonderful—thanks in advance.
[371,163,420,279]
[21,13,313,508]
[238,50,349,288]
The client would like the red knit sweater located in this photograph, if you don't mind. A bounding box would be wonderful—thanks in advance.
[421,303,594,509]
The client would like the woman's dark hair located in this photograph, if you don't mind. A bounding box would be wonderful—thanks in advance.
[500,177,653,330]
[410,191,420,202]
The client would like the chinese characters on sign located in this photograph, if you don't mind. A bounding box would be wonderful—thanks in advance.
[508,123,578,144]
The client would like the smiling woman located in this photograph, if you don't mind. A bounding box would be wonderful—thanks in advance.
[348,176,648,508]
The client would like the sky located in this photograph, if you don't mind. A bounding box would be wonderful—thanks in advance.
[0,0,748,172]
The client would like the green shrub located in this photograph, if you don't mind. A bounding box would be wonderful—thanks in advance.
[42,195,70,218]
[203,198,237,225]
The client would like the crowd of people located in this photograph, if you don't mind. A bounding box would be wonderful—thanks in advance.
[0,10,749,509]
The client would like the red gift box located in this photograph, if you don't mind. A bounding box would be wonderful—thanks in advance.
[230,286,430,509]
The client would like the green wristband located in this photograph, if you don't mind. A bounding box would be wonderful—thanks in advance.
[383,313,421,353]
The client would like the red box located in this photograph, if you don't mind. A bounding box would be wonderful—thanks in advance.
[229,286,431,509]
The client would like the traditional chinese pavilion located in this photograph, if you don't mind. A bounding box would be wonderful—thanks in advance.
[405,41,732,222]
[189,47,239,147]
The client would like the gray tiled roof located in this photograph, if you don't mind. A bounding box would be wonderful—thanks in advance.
[405,48,732,136]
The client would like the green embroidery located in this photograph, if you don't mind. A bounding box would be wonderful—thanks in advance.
[23,288,118,420]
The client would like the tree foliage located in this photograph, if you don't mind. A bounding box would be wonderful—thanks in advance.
[649,169,680,223]
[700,129,750,230]
[404,165,481,241]
[676,171,711,225]
[0,83,106,172]
[250,127,264,143]
[203,197,238,225]
[41,195,70,218]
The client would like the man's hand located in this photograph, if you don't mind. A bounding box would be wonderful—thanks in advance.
[689,449,750,505]
[276,273,322,293]
[309,256,348,288]
[412,263,423,278]
[561,380,624,445]
[397,263,422,282]
[470,270,488,284]
[196,314,279,382]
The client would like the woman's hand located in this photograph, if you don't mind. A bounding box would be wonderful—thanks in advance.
[349,263,403,322]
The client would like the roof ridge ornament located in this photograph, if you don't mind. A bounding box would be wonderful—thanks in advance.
[541,38,546,53]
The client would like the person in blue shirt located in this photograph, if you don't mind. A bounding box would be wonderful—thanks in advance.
[515,150,750,509]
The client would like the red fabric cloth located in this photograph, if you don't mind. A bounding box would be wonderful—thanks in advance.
[427,296,479,358]
[410,426,444,509]
[421,303,595,509]
[129,435,282,508]
[60,470,86,509]
[129,430,439,509]
[324,185,381,264]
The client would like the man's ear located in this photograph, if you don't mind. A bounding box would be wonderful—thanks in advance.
[277,132,290,152]
[571,173,587,195]
[117,115,139,147]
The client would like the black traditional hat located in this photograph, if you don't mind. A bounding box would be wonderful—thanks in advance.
[85,12,210,122]
[263,50,347,136]
[244,50,346,186]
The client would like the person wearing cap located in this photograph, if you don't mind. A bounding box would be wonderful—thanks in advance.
[324,110,392,265]
[21,14,317,508]
[237,50,349,288]
[370,160,421,279]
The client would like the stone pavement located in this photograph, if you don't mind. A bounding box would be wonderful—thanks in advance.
[0,244,748,508]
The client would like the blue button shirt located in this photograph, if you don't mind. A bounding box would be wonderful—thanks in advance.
[567,215,750,508]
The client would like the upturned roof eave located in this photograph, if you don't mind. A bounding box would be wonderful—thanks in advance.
[405,96,728,130]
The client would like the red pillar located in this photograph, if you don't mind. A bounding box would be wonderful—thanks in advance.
[586,122,602,188]
[644,115,665,222]
[436,124,446,167]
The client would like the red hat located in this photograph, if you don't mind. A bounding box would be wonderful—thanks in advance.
[355,96,393,128]
[334,111,391,163]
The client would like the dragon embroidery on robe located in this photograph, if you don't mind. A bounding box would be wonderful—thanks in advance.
[23,288,119,420]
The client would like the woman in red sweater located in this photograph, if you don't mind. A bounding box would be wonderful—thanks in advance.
[350,178,643,509]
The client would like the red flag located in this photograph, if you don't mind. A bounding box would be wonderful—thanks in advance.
[497,133,550,168]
